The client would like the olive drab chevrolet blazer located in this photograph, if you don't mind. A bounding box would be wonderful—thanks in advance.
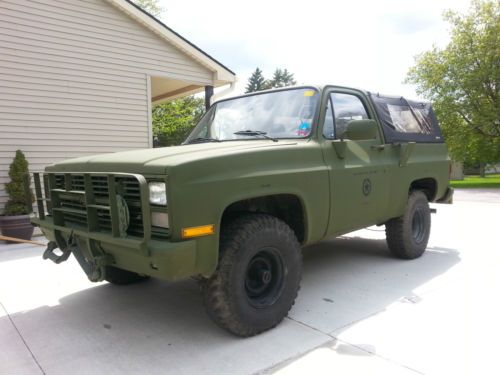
[32,85,453,337]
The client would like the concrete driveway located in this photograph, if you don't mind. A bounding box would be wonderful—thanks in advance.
[1,189,499,375]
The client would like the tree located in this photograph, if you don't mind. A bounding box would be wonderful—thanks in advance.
[246,68,297,93]
[245,68,267,93]
[132,0,164,18]
[152,96,205,146]
[4,150,33,215]
[267,68,297,88]
[406,0,500,174]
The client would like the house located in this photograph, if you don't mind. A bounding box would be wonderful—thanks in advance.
[0,0,236,210]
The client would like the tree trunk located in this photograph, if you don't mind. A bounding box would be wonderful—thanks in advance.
[479,162,486,178]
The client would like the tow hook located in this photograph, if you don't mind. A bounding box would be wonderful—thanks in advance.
[43,232,75,264]
[42,232,114,282]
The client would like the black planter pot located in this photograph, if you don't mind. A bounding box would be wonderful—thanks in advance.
[0,214,34,243]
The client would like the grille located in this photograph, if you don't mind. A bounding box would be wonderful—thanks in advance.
[42,173,168,240]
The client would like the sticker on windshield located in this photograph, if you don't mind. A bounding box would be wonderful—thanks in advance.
[303,90,316,97]
[297,122,311,136]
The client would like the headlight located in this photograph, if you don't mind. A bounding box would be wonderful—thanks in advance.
[149,182,167,206]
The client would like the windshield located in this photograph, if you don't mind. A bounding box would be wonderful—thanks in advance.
[185,88,319,143]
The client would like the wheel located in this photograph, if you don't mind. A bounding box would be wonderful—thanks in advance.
[385,190,431,259]
[104,266,150,285]
[202,214,302,337]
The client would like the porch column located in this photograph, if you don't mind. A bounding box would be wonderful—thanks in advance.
[205,85,214,110]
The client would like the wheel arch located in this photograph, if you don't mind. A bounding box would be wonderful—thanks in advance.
[220,194,308,244]
[410,177,438,201]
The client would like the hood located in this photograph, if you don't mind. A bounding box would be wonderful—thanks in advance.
[46,140,298,174]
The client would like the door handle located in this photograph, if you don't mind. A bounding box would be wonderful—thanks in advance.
[371,144,386,151]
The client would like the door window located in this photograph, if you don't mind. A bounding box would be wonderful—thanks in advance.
[330,93,369,138]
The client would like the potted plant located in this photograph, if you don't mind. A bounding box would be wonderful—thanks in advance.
[0,150,34,242]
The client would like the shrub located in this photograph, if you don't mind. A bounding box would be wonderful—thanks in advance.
[3,150,33,216]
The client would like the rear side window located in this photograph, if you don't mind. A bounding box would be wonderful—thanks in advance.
[370,94,443,143]
[386,104,433,134]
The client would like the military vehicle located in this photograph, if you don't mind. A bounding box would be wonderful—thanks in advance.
[32,85,453,336]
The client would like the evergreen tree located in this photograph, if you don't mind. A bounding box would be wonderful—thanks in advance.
[267,68,284,88]
[245,68,267,93]
[267,68,297,88]
[4,150,33,215]
[281,69,297,87]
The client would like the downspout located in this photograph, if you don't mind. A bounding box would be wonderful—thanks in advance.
[204,85,214,110]
[209,80,238,106]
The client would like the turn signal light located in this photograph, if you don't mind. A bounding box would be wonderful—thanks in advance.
[182,224,215,239]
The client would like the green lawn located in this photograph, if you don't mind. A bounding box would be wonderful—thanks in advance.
[450,174,500,189]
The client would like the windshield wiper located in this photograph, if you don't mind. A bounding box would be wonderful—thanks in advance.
[186,137,221,144]
[233,130,278,142]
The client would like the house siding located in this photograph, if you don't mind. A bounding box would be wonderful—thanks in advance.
[0,0,213,209]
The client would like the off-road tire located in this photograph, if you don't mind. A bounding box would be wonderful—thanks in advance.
[385,190,431,259]
[104,266,150,285]
[202,214,302,337]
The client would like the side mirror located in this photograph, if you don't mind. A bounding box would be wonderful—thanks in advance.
[342,119,377,140]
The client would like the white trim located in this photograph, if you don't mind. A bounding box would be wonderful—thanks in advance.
[105,0,236,84]
[211,81,238,105]
[146,74,153,148]
[144,71,206,86]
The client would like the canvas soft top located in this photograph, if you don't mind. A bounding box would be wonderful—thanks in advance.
[368,93,443,143]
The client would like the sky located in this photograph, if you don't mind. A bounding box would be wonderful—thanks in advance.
[157,0,472,99]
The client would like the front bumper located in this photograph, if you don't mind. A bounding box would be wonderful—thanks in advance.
[33,216,198,281]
